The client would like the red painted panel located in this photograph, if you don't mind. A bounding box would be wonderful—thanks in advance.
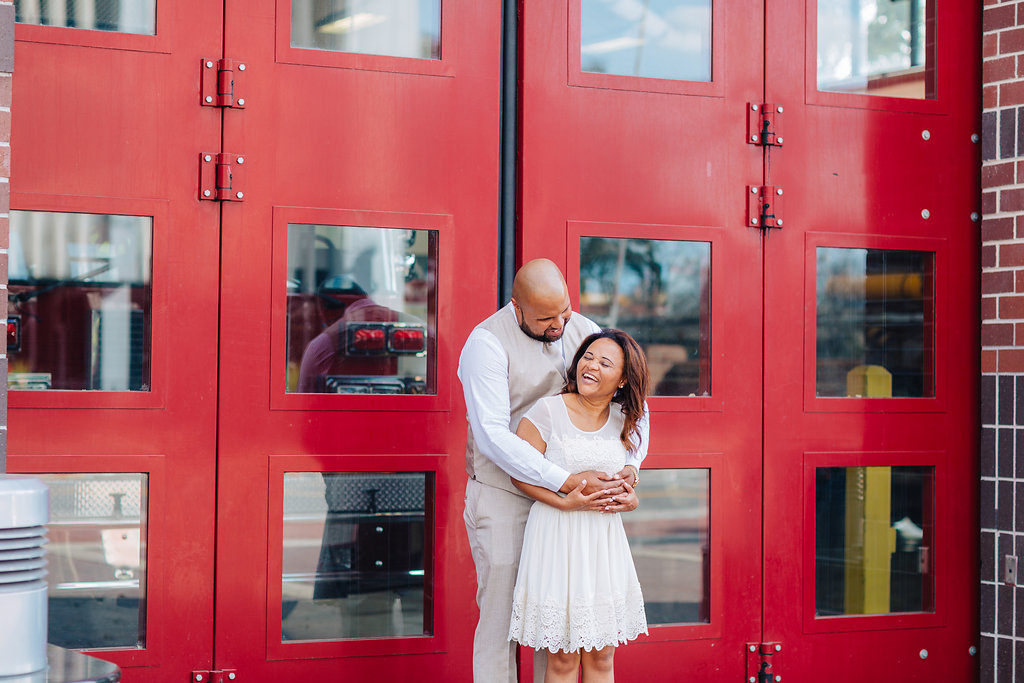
[523,1,979,681]
[762,3,980,681]
[10,4,224,681]
[213,2,500,680]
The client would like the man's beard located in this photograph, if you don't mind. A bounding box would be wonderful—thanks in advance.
[519,319,563,343]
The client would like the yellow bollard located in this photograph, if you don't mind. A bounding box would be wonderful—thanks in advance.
[845,364,892,399]
[843,365,895,614]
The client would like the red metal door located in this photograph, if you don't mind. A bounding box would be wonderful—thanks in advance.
[520,2,765,680]
[9,3,223,680]
[211,1,498,680]
[521,1,979,681]
[761,3,979,681]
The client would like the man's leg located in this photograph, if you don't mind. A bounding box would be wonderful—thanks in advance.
[464,478,532,683]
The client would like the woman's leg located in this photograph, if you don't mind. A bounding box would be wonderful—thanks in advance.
[545,650,581,683]
[580,646,615,683]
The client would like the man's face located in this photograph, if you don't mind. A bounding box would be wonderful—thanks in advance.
[513,293,573,342]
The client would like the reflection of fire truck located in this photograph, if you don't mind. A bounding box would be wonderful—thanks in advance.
[280,473,429,641]
[7,213,153,392]
[7,278,150,392]
[286,275,429,395]
[42,475,147,650]
[284,223,434,396]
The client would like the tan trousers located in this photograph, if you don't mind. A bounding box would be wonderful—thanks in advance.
[464,478,546,683]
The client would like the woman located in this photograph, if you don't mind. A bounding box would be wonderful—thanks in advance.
[507,329,649,683]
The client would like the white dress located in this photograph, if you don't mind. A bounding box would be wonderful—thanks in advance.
[508,395,648,653]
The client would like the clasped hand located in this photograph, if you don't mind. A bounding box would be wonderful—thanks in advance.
[561,469,638,513]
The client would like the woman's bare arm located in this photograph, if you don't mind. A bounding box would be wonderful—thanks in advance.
[510,417,611,511]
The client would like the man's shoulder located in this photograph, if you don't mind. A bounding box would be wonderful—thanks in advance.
[475,303,515,333]
[466,305,512,345]
[459,309,510,372]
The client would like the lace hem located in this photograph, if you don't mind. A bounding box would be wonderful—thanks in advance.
[508,594,648,653]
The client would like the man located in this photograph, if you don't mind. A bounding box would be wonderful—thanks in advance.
[458,258,647,683]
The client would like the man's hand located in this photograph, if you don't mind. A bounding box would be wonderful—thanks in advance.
[614,466,638,488]
[561,470,626,497]
[601,480,638,514]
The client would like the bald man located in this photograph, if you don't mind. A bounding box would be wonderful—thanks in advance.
[458,259,646,682]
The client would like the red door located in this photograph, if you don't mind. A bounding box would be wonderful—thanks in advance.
[762,3,980,680]
[521,1,978,681]
[9,2,223,679]
[11,0,979,680]
[211,1,498,680]
[11,1,498,680]
[520,2,765,680]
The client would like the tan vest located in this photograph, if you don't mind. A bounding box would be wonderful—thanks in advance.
[465,305,596,496]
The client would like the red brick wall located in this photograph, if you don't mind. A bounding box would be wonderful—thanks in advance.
[982,1,1024,681]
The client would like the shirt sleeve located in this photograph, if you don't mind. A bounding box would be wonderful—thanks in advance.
[457,329,571,491]
[625,400,651,470]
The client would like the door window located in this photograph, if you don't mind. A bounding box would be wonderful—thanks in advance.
[14,0,156,34]
[285,224,435,396]
[580,0,711,81]
[289,0,441,59]
[281,472,431,641]
[8,211,153,392]
[815,465,933,616]
[623,469,710,625]
[579,236,710,397]
[815,247,934,398]
[816,0,934,99]
[37,473,149,649]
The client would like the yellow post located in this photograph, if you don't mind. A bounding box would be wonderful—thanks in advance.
[843,365,895,614]
[845,364,892,398]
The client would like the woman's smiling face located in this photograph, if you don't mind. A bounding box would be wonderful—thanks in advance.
[575,337,625,400]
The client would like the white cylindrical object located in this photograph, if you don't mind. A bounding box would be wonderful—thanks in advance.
[0,583,48,676]
[0,476,49,677]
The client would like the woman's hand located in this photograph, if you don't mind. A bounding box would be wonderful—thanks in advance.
[601,479,638,514]
[559,478,615,512]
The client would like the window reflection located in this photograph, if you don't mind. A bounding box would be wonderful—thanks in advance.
[581,0,711,82]
[36,473,148,649]
[579,237,710,397]
[15,0,156,34]
[816,248,933,398]
[290,0,441,59]
[282,472,431,641]
[8,211,153,392]
[286,224,436,395]
[817,0,934,99]
[815,466,933,616]
[622,469,709,625]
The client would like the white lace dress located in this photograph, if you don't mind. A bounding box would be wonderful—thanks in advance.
[508,395,648,653]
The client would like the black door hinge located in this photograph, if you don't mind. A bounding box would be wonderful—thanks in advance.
[746,642,783,683]
[747,103,784,146]
[747,186,783,229]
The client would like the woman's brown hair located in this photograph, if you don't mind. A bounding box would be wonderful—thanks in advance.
[563,329,649,453]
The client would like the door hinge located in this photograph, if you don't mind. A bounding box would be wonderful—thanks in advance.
[191,670,237,683]
[199,152,247,201]
[747,103,783,146]
[747,185,783,229]
[201,58,248,108]
[746,642,783,683]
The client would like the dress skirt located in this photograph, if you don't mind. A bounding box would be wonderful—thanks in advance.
[508,501,648,654]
